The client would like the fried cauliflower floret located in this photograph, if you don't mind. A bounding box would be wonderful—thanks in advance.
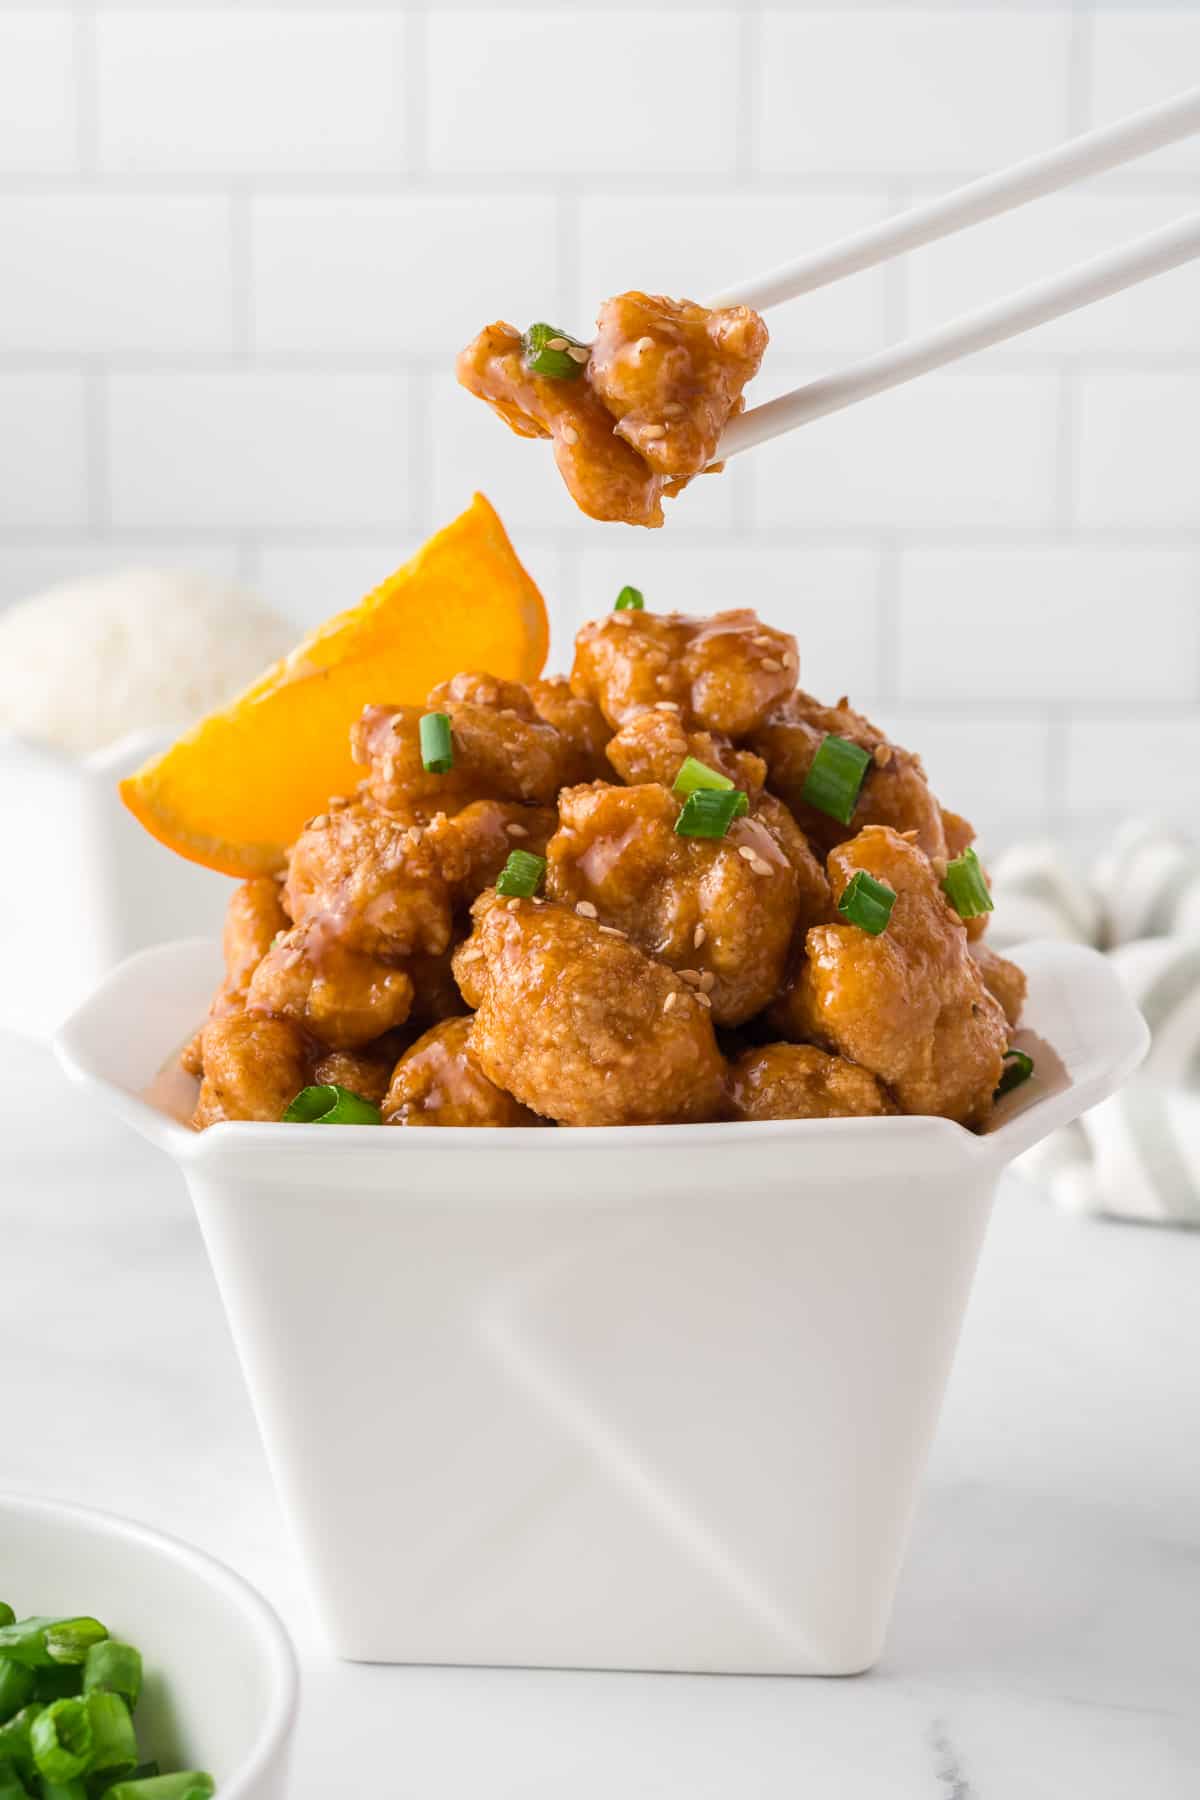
[589,292,768,479]
[451,892,725,1126]
[247,919,414,1049]
[530,676,613,784]
[312,1043,399,1109]
[425,799,556,906]
[728,1043,897,1122]
[456,321,667,527]
[284,802,453,958]
[604,704,766,796]
[352,704,476,815]
[971,942,1027,1027]
[382,1015,546,1127]
[772,827,1008,1128]
[572,608,796,735]
[192,1013,309,1129]
[750,692,948,859]
[224,876,290,989]
[545,782,815,1027]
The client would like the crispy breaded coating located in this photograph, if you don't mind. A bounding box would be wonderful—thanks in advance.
[192,1013,309,1128]
[604,705,766,796]
[589,292,768,479]
[530,676,613,784]
[773,826,1008,1128]
[452,893,726,1126]
[284,802,453,959]
[544,782,806,1027]
[248,919,414,1049]
[224,876,290,990]
[728,1043,897,1122]
[750,691,947,859]
[572,608,796,735]
[425,798,556,907]
[753,791,833,928]
[457,321,667,527]
[312,1044,398,1109]
[971,942,1027,1027]
[352,703,476,816]
[382,1015,546,1127]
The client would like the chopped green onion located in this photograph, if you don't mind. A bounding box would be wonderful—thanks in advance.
[802,734,872,826]
[0,1613,12,1634]
[283,1084,381,1126]
[675,789,748,839]
[614,586,644,611]
[33,1665,80,1702]
[0,1754,28,1800]
[995,1048,1034,1099]
[0,1620,106,1672]
[93,1766,160,1796]
[0,1705,41,1780]
[0,1658,34,1722]
[673,756,735,800]
[31,1698,92,1784]
[418,711,453,775]
[104,1774,215,1800]
[522,322,589,379]
[837,869,896,936]
[86,1692,138,1779]
[84,1644,142,1714]
[495,849,546,898]
[39,1782,87,1800]
[941,845,994,920]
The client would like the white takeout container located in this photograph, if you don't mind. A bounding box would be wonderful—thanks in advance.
[0,1493,297,1800]
[0,731,228,1040]
[56,936,1148,1676]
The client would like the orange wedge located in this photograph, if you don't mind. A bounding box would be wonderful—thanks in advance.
[120,494,549,877]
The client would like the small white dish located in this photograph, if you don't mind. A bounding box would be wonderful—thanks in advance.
[0,730,228,1040]
[0,1492,297,1800]
[56,937,1148,1676]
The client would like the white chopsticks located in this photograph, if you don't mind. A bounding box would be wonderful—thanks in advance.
[714,85,1200,460]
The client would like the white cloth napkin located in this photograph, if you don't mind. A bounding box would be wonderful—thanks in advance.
[988,821,1200,1227]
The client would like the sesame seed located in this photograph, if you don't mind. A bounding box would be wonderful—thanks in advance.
[737,845,757,863]
[760,658,782,673]
[611,612,634,627]
[391,717,405,734]
[642,423,667,440]
[693,924,706,948]
[567,344,590,363]
[750,857,773,877]
[505,822,528,838]
[655,700,682,712]
[932,857,948,879]
[752,634,772,647]
[506,897,521,911]
[679,969,703,986]
[699,971,716,993]
[901,829,920,843]
[782,652,796,669]
[635,335,654,354]
[561,425,579,446]
[663,991,677,1014]
[598,924,626,938]
[575,900,598,918]
[546,336,569,351]
[309,813,329,830]
[873,744,893,768]
[662,402,685,418]
[695,992,712,1009]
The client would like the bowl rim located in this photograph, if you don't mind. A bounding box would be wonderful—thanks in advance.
[0,1489,298,1800]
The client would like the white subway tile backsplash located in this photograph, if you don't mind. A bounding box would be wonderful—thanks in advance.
[96,11,408,174]
[0,11,77,174]
[426,10,740,174]
[0,195,234,355]
[1077,374,1200,530]
[896,549,1200,703]
[0,375,88,529]
[758,9,1071,175]
[1091,11,1200,174]
[751,372,1060,529]
[251,196,561,355]
[869,707,1054,851]
[1065,716,1200,824]
[575,192,890,357]
[107,372,412,530]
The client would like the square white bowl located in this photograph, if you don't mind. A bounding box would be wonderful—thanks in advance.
[56,937,1147,1676]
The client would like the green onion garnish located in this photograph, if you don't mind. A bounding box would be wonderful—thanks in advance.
[522,322,589,379]
[495,849,546,897]
[31,1699,92,1784]
[84,1643,142,1714]
[86,1692,138,1780]
[0,1756,28,1800]
[283,1084,381,1126]
[0,1657,34,1717]
[995,1048,1034,1099]
[0,1706,40,1781]
[0,1610,12,1632]
[34,1665,81,1701]
[941,845,994,920]
[614,586,644,611]
[418,711,453,774]
[801,734,872,826]
[675,788,748,839]
[673,756,737,802]
[105,1775,215,1800]
[0,1619,106,1672]
[837,869,896,936]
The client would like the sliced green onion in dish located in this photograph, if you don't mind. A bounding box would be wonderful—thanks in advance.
[675,788,748,839]
[86,1692,138,1778]
[0,1611,12,1633]
[496,849,546,898]
[942,845,994,919]
[837,869,896,936]
[32,1698,92,1783]
[672,756,747,806]
[0,1705,40,1777]
[0,1657,34,1716]
[34,1666,81,1701]
[0,1618,107,1671]
[418,711,453,775]
[614,585,644,611]
[283,1084,382,1126]
[0,1755,28,1800]
[522,322,590,379]
[995,1048,1034,1099]
[84,1642,142,1713]
[105,1774,215,1800]
[801,734,872,826]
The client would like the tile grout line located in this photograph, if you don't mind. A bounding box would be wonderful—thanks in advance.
[229,185,254,360]
[83,360,109,536]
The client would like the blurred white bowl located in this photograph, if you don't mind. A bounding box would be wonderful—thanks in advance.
[0,730,228,1040]
[0,1492,297,1800]
[56,937,1148,1676]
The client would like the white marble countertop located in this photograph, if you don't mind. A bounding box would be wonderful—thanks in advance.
[2,1027,1197,1797]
